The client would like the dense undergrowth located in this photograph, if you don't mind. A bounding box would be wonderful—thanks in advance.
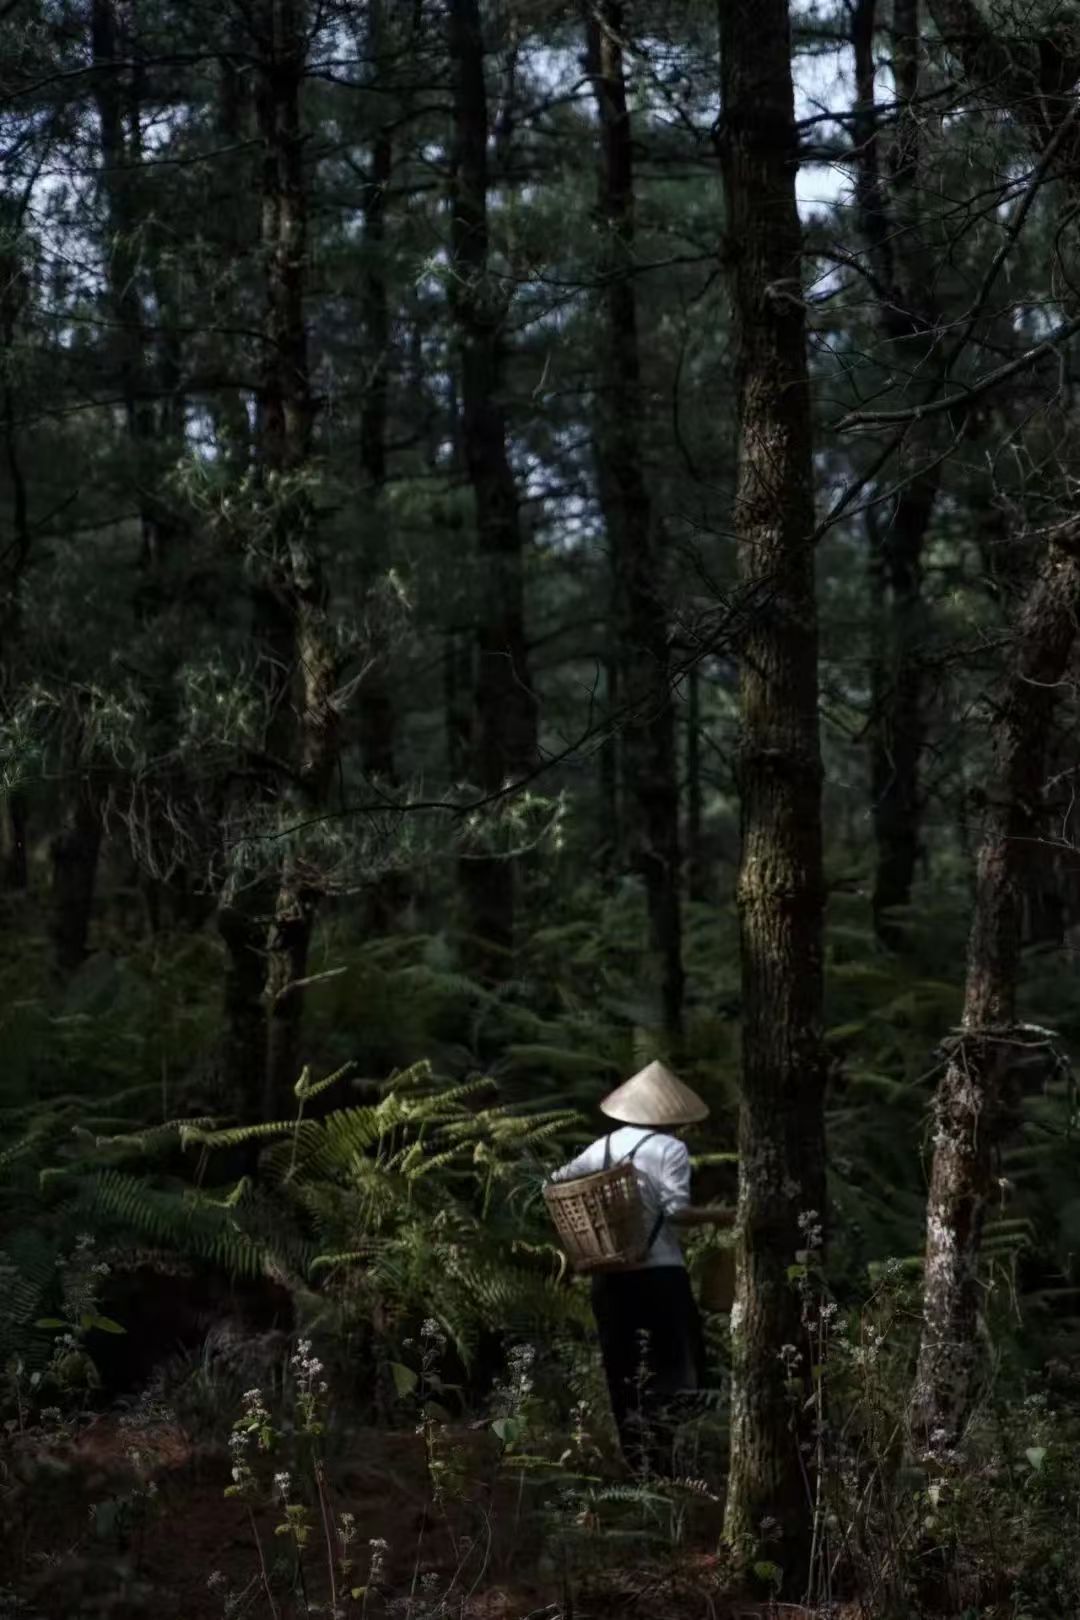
[1,876,1079,1616]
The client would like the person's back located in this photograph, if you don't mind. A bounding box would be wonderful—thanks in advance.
[552,1124,690,1269]
[547,1061,715,1477]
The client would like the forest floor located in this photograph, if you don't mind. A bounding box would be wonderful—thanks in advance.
[1,1412,783,1619]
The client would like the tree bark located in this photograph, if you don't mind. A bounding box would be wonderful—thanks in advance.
[852,0,942,946]
[686,663,707,904]
[585,0,684,1037]
[0,212,31,893]
[355,1,405,936]
[718,0,828,1586]
[911,527,1080,1448]
[357,0,396,790]
[447,0,537,981]
[908,0,1080,1449]
[50,773,102,977]
[255,0,337,1117]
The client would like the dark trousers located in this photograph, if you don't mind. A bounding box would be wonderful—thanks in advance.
[591,1265,706,1478]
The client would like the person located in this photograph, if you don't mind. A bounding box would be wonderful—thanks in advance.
[550,1060,730,1477]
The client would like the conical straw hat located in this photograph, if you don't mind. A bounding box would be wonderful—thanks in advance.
[600,1060,708,1127]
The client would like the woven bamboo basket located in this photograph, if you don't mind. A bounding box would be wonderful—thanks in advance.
[543,1162,649,1273]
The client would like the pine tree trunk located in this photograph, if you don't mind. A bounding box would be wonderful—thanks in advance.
[218,889,272,1120]
[357,4,396,788]
[585,1,684,1037]
[447,0,536,981]
[3,792,28,891]
[719,0,828,1584]
[686,664,707,904]
[598,653,619,876]
[851,0,940,947]
[50,775,102,977]
[213,0,338,1119]
[1,225,30,895]
[911,528,1080,1448]
[357,8,403,935]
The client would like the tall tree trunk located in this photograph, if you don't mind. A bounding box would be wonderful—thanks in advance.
[50,772,102,977]
[0,218,30,893]
[911,527,1080,1448]
[254,0,338,1117]
[585,1,684,1038]
[447,0,537,981]
[852,0,941,946]
[718,0,828,1586]
[356,2,404,935]
[686,663,707,903]
[93,0,193,933]
[357,0,396,790]
[909,0,1080,1447]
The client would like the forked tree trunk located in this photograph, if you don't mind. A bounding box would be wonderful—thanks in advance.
[718,0,828,1585]
[447,0,537,981]
[585,0,684,1037]
[911,528,1080,1448]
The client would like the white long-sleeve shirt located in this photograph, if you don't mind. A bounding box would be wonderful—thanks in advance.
[551,1127,690,1270]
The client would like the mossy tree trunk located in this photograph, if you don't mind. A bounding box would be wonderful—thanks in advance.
[911,528,1080,1448]
[718,0,828,1588]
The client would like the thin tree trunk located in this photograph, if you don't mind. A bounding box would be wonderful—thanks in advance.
[218,887,273,1119]
[911,527,1080,1448]
[357,2,396,789]
[254,0,338,1117]
[597,654,619,875]
[0,221,30,893]
[718,0,828,1585]
[50,773,102,977]
[3,793,27,890]
[908,0,1080,1446]
[686,664,706,903]
[585,1,684,1037]
[356,3,404,935]
[851,0,941,946]
[447,0,537,981]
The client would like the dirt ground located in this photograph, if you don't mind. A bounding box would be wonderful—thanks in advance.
[1,1416,846,1618]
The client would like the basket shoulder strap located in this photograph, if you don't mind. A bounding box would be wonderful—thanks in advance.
[626,1131,667,1252]
[625,1130,659,1164]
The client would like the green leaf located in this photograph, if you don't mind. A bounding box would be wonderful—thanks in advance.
[33,1318,68,1331]
[1025,1446,1047,1472]
[88,1315,125,1335]
[786,1263,807,1282]
[492,1416,525,1446]
[752,1560,782,1591]
[389,1361,418,1398]
[93,1501,118,1539]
